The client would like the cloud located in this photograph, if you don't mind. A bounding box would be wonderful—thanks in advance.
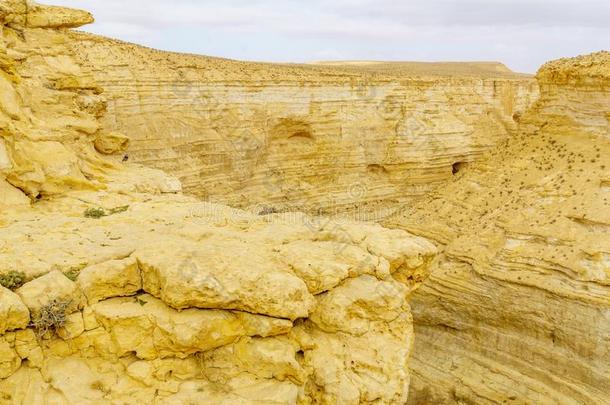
[330,0,610,27]
[44,0,609,72]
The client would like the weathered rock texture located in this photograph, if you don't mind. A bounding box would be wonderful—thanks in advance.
[2,0,608,404]
[68,32,538,217]
[0,192,436,404]
[0,0,180,203]
[0,2,438,403]
[388,51,610,404]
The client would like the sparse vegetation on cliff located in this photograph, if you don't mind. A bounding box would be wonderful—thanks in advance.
[84,205,129,219]
[32,299,72,338]
[0,271,26,290]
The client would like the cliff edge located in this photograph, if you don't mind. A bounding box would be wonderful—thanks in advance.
[0,2,437,404]
[390,51,609,404]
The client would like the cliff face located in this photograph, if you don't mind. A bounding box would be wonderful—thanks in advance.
[0,2,439,404]
[69,33,538,217]
[2,1,608,404]
[388,51,609,404]
[0,0,180,204]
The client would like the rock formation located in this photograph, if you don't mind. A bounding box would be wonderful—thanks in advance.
[388,51,609,404]
[0,0,179,203]
[68,32,538,217]
[0,193,436,403]
[0,1,437,403]
[1,0,608,404]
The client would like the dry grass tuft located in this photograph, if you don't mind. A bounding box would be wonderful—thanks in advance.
[32,299,72,338]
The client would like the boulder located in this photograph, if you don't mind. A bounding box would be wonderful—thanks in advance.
[93,132,130,155]
[16,270,84,318]
[136,238,315,320]
[77,257,141,304]
[0,286,29,334]
[90,295,293,359]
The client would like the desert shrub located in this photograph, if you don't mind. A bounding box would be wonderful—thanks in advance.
[63,268,80,282]
[84,207,106,219]
[32,299,71,338]
[0,271,26,290]
[84,205,129,219]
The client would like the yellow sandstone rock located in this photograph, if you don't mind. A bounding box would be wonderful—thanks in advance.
[0,195,436,402]
[389,51,610,404]
[0,0,607,403]
[0,287,29,334]
[69,30,538,217]
[136,238,316,320]
[77,257,141,304]
[0,178,28,206]
[16,270,85,318]
[0,24,437,387]
[94,132,130,155]
[2,1,93,29]
[56,312,84,340]
[0,335,20,379]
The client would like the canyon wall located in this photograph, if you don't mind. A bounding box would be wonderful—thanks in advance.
[2,1,608,404]
[69,32,538,217]
[388,51,609,404]
[0,2,439,404]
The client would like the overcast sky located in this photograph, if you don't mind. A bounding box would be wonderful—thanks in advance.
[49,0,609,73]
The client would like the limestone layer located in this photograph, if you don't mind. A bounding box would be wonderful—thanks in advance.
[0,192,436,404]
[388,51,610,404]
[69,32,538,217]
[0,2,438,404]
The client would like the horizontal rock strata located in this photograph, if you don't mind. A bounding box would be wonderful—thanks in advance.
[0,2,439,403]
[69,32,538,217]
[3,0,607,404]
[388,51,610,404]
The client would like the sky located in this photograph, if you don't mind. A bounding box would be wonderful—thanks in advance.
[49,0,609,73]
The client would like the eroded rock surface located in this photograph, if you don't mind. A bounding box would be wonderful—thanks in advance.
[2,0,607,404]
[0,3,438,403]
[69,31,538,217]
[0,0,180,202]
[0,193,436,403]
[389,51,610,404]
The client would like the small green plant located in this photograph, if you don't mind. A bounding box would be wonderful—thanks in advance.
[84,205,129,219]
[84,207,106,219]
[0,271,26,290]
[134,296,148,306]
[90,380,110,394]
[32,299,71,338]
[63,268,80,282]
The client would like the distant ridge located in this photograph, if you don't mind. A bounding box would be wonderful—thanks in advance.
[309,60,530,77]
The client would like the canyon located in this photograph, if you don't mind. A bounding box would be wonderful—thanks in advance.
[69,32,537,217]
[0,1,608,404]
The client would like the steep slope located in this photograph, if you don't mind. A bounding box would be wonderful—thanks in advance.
[387,51,609,404]
[68,32,538,217]
[0,2,439,404]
